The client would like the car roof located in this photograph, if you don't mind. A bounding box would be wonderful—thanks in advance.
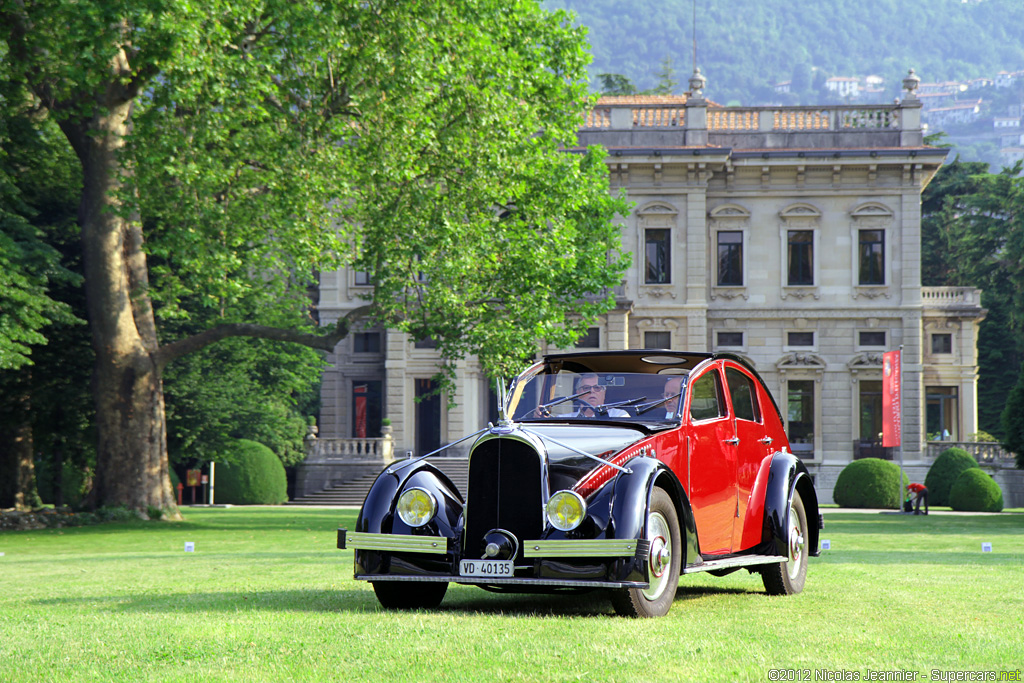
[541,349,714,374]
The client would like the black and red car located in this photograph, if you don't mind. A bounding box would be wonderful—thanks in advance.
[338,350,821,617]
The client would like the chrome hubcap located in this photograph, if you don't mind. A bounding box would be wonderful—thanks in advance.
[786,504,805,580]
[643,512,672,600]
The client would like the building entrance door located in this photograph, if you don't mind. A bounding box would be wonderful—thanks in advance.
[415,379,442,456]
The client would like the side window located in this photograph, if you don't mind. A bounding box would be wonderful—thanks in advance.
[689,370,725,421]
[726,367,762,423]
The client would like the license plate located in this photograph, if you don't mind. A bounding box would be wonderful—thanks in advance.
[459,560,514,577]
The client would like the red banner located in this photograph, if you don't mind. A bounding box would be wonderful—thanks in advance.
[882,350,901,448]
[354,384,367,439]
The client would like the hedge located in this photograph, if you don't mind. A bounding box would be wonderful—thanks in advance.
[215,439,288,505]
[832,458,909,509]
[949,468,1003,512]
[925,448,979,506]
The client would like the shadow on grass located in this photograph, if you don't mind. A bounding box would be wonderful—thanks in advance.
[30,583,764,619]
[813,550,1022,565]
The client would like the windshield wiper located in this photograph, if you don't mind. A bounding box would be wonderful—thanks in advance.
[635,391,684,416]
[596,396,647,415]
[533,390,590,417]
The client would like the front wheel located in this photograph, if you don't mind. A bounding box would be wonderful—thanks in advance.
[612,487,681,618]
[372,581,448,609]
[761,489,808,595]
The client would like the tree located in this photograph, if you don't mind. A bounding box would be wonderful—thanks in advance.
[597,73,639,96]
[650,56,678,95]
[1003,361,1024,469]
[2,1,629,517]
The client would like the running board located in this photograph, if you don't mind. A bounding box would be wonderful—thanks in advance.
[683,554,786,574]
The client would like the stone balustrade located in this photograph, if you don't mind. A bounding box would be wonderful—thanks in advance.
[921,286,983,308]
[925,441,1015,467]
[583,104,903,131]
[305,434,394,464]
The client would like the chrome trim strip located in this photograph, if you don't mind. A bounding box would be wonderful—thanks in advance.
[346,532,448,555]
[355,574,647,589]
[522,539,639,558]
[682,554,786,574]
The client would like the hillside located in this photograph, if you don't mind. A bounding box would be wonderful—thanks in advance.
[545,0,1024,167]
[546,0,1024,102]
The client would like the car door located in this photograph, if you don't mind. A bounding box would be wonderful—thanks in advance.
[724,364,772,551]
[685,363,736,555]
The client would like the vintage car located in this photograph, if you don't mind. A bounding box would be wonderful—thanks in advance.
[338,350,821,617]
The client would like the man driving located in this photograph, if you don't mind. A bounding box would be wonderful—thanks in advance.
[570,373,629,418]
[662,376,684,419]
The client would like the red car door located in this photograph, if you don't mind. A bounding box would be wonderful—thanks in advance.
[685,363,737,556]
[724,364,773,551]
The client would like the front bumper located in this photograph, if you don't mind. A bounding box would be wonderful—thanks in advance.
[339,529,650,589]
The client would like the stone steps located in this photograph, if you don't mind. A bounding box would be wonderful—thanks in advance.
[288,458,469,507]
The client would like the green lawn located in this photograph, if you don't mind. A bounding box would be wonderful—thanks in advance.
[1,508,1022,683]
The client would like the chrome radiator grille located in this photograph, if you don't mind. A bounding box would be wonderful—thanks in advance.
[465,438,543,561]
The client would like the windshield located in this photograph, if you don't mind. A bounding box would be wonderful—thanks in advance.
[508,366,688,423]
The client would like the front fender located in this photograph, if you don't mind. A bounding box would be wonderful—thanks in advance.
[762,451,821,557]
[352,461,463,576]
[608,457,699,568]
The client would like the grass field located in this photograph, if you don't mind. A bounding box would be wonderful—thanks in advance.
[1,507,1022,683]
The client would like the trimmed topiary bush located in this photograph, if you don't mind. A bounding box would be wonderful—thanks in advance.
[215,439,288,505]
[832,458,909,509]
[925,447,979,506]
[949,468,1003,512]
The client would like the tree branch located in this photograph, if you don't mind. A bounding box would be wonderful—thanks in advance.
[156,304,374,368]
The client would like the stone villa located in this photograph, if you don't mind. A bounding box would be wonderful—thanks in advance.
[302,70,1002,504]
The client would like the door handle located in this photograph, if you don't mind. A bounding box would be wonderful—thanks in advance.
[724,437,740,445]
[758,436,774,445]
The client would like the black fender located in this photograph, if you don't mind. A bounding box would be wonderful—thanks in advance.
[353,461,463,576]
[762,451,821,558]
[608,456,699,570]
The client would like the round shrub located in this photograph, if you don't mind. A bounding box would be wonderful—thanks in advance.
[925,447,979,506]
[832,458,908,509]
[215,439,288,505]
[949,468,1003,512]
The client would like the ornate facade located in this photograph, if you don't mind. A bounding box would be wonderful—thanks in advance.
[311,73,986,503]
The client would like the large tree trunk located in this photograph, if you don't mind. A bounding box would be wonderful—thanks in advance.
[60,53,180,520]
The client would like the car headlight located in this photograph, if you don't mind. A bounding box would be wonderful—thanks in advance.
[397,487,437,528]
[546,490,587,531]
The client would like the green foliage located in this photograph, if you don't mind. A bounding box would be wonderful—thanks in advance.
[1002,362,1024,469]
[163,336,321,468]
[948,468,1004,512]
[597,73,639,95]
[215,440,288,505]
[832,458,908,509]
[925,447,980,506]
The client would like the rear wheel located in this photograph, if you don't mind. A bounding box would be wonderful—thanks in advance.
[761,490,808,595]
[372,580,448,609]
[612,488,681,618]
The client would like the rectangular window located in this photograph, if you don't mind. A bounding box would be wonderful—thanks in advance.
[645,229,671,284]
[717,231,743,286]
[717,331,744,347]
[859,380,883,442]
[859,331,887,347]
[354,271,371,286]
[787,380,815,458]
[644,331,671,349]
[354,332,381,353]
[926,386,959,441]
[787,230,814,286]
[858,229,885,285]
[351,381,383,439]
[575,327,600,348]
[787,331,815,347]
[414,336,438,349]
[931,333,953,354]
